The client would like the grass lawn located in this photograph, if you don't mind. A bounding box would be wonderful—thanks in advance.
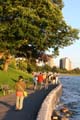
[0,67,33,96]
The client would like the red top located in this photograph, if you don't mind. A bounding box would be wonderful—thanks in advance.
[38,74,43,83]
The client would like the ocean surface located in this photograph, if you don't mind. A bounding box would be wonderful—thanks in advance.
[59,75,80,120]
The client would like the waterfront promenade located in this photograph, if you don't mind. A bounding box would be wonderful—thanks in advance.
[0,85,56,120]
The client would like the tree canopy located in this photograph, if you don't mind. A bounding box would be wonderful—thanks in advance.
[0,0,79,58]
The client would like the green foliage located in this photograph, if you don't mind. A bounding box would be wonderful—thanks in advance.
[0,0,79,58]
[16,60,27,71]
[52,0,64,9]
[27,62,36,73]
[31,64,52,72]
[9,58,16,69]
[51,66,59,73]
[51,67,80,75]
[42,64,52,72]
[70,68,80,74]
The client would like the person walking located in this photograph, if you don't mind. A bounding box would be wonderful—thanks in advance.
[15,76,26,111]
[37,72,44,89]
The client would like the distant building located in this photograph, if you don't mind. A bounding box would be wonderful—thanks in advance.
[46,56,55,68]
[36,59,44,67]
[36,54,55,68]
[60,57,72,70]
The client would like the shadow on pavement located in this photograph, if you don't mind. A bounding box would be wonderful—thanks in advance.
[1,84,57,120]
[0,101,13,108]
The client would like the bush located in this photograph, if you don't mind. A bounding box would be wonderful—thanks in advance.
[27,63,36,73]
[9,58,17,69]
[17,60,27,71]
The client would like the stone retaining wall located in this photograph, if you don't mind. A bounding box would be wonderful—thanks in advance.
[36,84,62,120]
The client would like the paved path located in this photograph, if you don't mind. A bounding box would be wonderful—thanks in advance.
[0,85,57,120]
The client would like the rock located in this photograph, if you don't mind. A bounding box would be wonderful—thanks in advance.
[61,116,69,120]
[60,107,69,113]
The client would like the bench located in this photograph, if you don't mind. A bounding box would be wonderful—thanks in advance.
[0,84,12,96]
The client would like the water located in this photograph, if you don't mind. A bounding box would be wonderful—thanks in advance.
[59,75,80,120]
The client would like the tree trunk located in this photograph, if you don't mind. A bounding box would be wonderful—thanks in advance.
[3,54,12,72]
[0,52,4,59]
[3,59,10,72]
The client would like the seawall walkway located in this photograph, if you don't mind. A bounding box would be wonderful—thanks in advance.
[0,84,57,120]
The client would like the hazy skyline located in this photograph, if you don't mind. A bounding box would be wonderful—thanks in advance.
[55,0,80,68]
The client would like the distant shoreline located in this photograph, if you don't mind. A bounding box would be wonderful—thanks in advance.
[59,73,80,76]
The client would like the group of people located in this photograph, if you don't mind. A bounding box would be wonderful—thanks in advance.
[32,72,60,90]
[14,72,60,111]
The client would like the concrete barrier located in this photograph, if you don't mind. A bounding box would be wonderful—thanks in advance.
[36,84,62,120]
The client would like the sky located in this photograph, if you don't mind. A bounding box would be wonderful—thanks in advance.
[54,0,80,68]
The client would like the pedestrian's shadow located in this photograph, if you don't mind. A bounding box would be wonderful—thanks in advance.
[2,84,56,120]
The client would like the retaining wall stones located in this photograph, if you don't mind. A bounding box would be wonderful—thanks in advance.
[36,84,62,120]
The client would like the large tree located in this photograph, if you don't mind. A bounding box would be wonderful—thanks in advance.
[0,0,79,70]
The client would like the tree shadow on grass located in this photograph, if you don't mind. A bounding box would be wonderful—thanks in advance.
[11,78,17,83]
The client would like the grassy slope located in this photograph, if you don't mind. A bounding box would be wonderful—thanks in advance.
[0,67,32,96]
